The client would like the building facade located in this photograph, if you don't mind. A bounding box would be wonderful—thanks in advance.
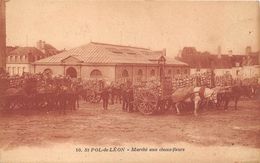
[6,41,61,76]
[6,47,45,76]
[33,42,190,82]
[177,46,260,79]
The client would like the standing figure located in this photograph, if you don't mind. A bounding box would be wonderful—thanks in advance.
[127,86,134,112]
[110,81,115,105]
[122,84,128,111]
[101,86,109,110]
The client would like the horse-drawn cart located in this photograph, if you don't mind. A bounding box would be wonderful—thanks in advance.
[81,80,104,103]
[133,77,173,115]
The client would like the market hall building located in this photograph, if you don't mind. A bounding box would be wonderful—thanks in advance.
[33,42,189,82]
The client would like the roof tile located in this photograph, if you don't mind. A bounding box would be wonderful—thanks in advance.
[35,42,187,66]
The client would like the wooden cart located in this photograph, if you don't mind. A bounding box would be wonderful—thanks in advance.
[133,77,173,115]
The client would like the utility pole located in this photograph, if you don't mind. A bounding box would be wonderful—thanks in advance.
[0,0,9,72]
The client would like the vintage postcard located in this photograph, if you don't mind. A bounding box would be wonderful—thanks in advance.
[0,0,259,162]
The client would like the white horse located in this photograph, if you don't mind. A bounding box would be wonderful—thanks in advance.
[174,87,218,116]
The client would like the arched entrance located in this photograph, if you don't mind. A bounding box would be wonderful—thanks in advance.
[136,69,143,82]
[150,69,155,76]
[122,69,129,78]
[90,69,102,79]
[43,68,53,78]
[137,69,143,76]
[66,67,77,78]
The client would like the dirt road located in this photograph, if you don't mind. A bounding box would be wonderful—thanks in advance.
[0,99,259,162]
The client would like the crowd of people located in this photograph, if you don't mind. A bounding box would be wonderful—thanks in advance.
[101,80,134,112]
[0,70,259,112]
[0,71,136,112]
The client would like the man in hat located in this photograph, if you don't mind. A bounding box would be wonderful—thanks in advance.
[127,86,134,112]
[121,83,128,111]
[110,81,115,105]
[101,85,110,110]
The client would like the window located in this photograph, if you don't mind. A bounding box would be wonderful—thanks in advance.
[184,69,188,74]
[122,69,129,78]
[136,69,143,82]
[22,67,26,73]
[43,68,53,77]
[17,67,20,75]
[177,69,180,74]
[150,69,155,76]
[168,69,172,75]
[15,56,18,62]
[12,67,15,75]
[90,69,102,78]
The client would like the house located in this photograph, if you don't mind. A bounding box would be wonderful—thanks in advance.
[6,41,61,76]
[6,47,45,76]
[33,42,189,83]
[176,46,260,79]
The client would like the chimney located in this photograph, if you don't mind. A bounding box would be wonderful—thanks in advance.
[36,40,46,54]
[245,46,252,55]
[217,46,221,59]
[36,40,42,50]
[228,50,233,56]
[42,41,45,49]
[162,48,166,56]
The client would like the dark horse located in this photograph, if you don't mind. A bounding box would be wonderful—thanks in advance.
[217,85,253,110]
[110,84,124,104]
[56,85,79,114]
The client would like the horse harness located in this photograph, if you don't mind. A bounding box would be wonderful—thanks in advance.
[199,86,206,99]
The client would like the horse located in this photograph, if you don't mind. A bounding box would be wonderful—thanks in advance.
[0,87,26,110]
[216,85,254,110]
[110,83,124,104]
[173,86,218,116]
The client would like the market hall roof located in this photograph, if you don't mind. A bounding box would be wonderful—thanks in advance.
[34,42,188,66]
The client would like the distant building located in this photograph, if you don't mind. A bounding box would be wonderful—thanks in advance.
[176,46,260,79]
[6,41,60,76]
[6,47,45,76]
[33,42,189,82]
[36,40,62,57]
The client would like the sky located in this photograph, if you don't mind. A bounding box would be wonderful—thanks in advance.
[5,0,260,57]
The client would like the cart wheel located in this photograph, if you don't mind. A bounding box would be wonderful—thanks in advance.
[137,91,157,115]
